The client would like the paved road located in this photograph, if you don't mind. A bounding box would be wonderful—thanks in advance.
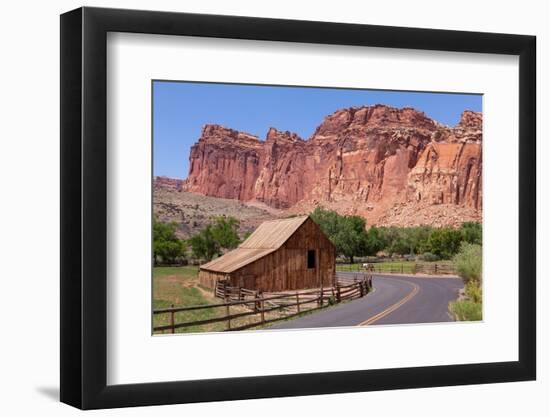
[269,273,463,329]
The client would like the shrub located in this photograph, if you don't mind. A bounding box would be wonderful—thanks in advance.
[453,242,482,284]
[419,252,439,262]
[450,242,483,322]
[449,300,482,321]
[465,280,482,304]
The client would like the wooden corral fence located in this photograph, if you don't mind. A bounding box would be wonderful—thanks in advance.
[413,263,456,275]
[213,280,259,301]
[337,262,456,275]
[153,275,372,334]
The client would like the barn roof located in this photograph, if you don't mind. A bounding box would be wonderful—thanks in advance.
[200,216,309,274]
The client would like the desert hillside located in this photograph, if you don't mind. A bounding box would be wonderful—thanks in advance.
[153,183,282,238]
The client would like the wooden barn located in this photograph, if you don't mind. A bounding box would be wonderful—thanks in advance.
[198,216,336,292]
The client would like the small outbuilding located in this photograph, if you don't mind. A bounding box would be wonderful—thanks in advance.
[199,216,336,292]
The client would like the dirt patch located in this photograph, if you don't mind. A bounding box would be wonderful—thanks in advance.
[162,275,181,283]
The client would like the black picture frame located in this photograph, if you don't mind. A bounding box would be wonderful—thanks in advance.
[60,6,536,410]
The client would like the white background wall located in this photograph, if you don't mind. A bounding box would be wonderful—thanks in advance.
[0,0,546,415]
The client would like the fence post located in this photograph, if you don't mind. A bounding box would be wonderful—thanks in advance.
[260,293,265,324]
[401,263,404,274]
[435,263,438,274]
[296,292,300,313]
[320,287,324,307]
[336,283,341,303]
[170,304,175,334]
[226,304,231,330]
[413,263,417,275]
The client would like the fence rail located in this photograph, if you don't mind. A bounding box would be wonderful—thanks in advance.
[336,262,456,275]
[153,275,372,334]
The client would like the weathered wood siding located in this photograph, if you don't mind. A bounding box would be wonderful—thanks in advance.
[200,218,335,292]
[198,270,227,289]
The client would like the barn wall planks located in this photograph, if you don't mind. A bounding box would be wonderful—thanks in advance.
[199,217,335,292]
[198,270,227,289]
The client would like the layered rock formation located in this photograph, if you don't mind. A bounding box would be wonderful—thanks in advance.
[180,104,482,227]
[153,176,185,191]
[185,125,263,201]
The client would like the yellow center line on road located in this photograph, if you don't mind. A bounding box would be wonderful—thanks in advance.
[358,279,420,326]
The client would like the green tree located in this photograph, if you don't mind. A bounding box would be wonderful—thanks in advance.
[312,207,479,262]
[310,207,341,237]
[365,226,385,255]
[153,219,185,265]
[390,228,412,255]
[211,217,240,249]
[335,217,369,263]
[311,207,369,263]
[189,225,219,262]
[189,216,241,262]
[375,226,410,256]
[408,226,434,254]
[427,228,463,259]
[460,222,482,245]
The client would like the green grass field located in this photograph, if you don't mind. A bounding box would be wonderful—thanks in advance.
[153,266,227,334]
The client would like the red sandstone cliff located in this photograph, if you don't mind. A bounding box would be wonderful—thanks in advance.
[185,125,263,201]
[180,105,482,227]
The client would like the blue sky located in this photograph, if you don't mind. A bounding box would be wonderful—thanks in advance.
[153,81,482,178]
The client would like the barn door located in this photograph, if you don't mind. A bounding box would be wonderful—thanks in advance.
[307,249,318,289]
[317,249,322,290]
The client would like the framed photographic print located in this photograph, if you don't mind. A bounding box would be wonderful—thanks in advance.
[60,6,536,409]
